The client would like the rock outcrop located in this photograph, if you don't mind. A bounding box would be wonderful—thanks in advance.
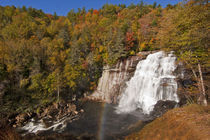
[150,100,178,118]
[89,51,155,103]
[9,101,81,127]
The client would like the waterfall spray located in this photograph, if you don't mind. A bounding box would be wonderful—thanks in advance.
[117,51,179,114]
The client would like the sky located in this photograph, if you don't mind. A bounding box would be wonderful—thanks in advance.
[0,0,182,16]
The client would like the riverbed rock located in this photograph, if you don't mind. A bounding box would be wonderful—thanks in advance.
[41,118,53,128]
[15,113,30,126]
[41,105,59,118]
[80,109,84,113]
[67,104,76,113]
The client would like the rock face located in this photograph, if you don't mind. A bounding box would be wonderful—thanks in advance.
[150,100,178,118]
[90,51,190,109]
[89,51,154,103]
[174,62,197,106]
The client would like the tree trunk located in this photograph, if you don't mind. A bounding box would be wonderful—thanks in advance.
[57,85,60,102]
[189,63,207,106]
[198,63,207,106]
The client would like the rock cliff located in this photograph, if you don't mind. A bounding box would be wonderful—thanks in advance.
[89,51,154,103]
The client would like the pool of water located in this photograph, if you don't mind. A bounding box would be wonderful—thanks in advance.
[20,101,152,140]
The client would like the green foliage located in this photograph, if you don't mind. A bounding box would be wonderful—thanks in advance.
[151,19,157,26]
[0,0,208,116]
[158,0,209,68]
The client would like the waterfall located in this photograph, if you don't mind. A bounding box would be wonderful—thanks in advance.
[116,51,179,114]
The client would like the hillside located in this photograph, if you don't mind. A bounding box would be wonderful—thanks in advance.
[0,0,209,130]
[126,104,210,140]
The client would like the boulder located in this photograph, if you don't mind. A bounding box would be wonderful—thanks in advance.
[15,113,29,126]
[150,100,177,118]
[41,105,59,118]
[67,104,76,113]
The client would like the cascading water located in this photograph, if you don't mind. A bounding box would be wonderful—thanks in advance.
[117,51,179,114]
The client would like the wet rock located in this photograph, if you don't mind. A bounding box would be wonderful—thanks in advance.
[41,118,53,128]
[80,109,84,113]
[42,105,59,118]
[53,102,59,109]
[73,111,78,115]
[15,113,29,126]
[18,101,82,133]
[35,102,80,122]
[67,104,76,113]
[150,100,177,118]
[89,51,155,104]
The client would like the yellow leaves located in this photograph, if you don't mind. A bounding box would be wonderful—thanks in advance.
[47,39,67,69]
[130,50,135,55]
[64,64,81,89]
[63,18,72,27]
[20,78,29,88]
[7,64,17,73]
[131,22,139,34]
[28,73,43,91]
[98,17,110,27]
[47,20,58,36]
[139,42,147,51]
[102,52,109,63]
[99,45,104,53]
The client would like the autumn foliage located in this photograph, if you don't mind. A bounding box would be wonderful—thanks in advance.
[0,0,209,118]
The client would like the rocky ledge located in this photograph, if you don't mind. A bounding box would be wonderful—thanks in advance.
[150,100,178,119]
[7,101,84,128]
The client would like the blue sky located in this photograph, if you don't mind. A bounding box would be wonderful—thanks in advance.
[0,0,182,16]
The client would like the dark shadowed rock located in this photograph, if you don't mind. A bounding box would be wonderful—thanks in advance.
[150,100,178,118]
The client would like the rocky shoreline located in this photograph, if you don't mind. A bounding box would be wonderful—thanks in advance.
[4,101,84,129]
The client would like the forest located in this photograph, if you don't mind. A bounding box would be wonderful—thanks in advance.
[0,0,209,119]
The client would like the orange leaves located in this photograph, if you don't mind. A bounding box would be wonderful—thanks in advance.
[93,10,99,15]
[125,32,135,50]
[46,14,53,19]
[86,12,91,17]
[85,9,99,17]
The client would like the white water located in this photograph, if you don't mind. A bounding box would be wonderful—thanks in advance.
[20,114,79,135]
[117,51,179,114]
[21,117,67,134]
